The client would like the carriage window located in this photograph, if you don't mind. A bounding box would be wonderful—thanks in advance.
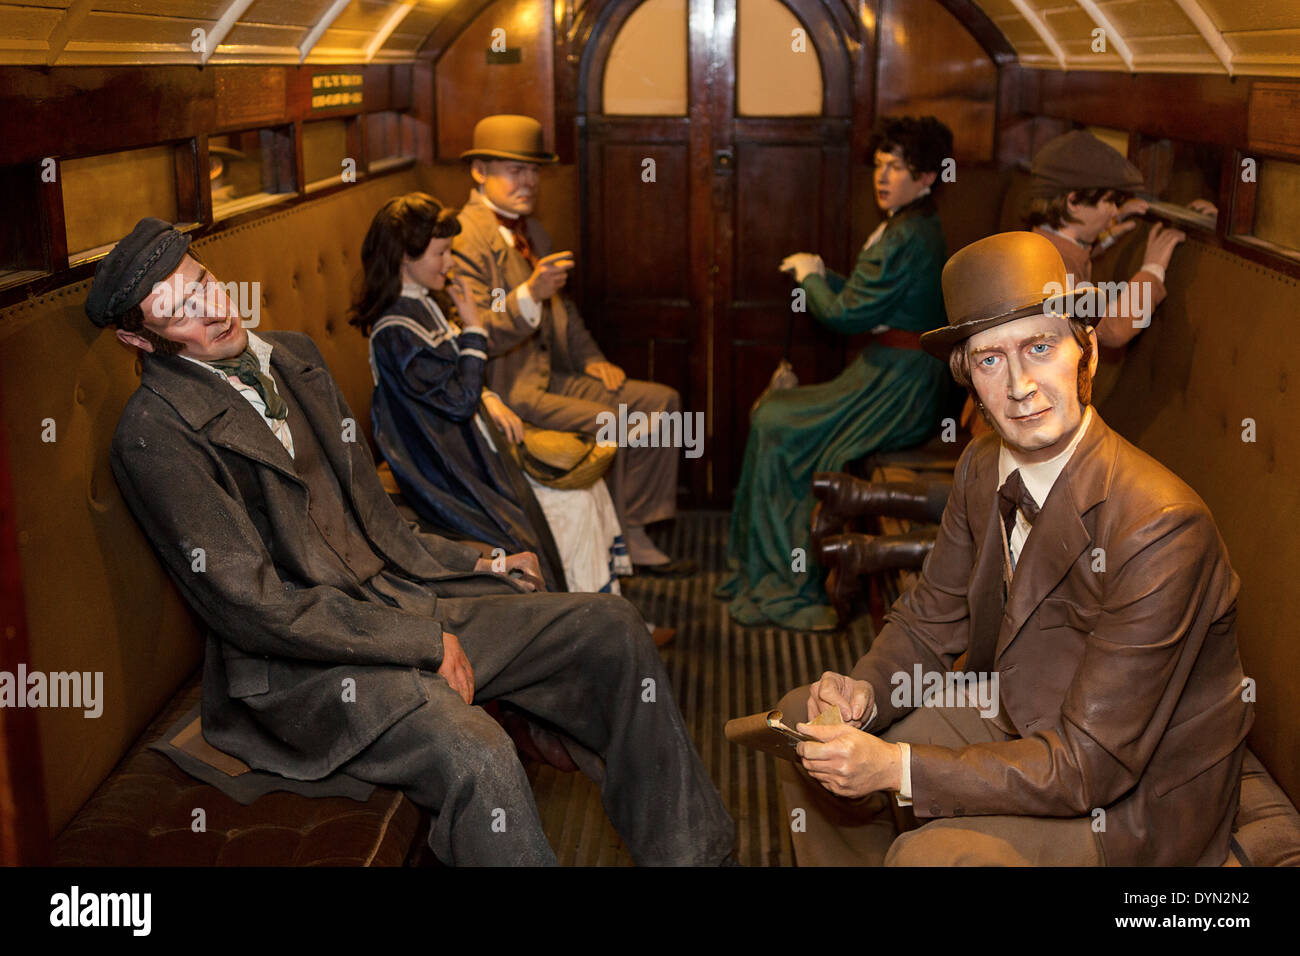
[1134,136,1223,208]
[1251,158,1300,256]
[302,118,352,192]
[209,125,296,221]
[0,163,48,288]
[736,0,822,117]
[366,111,417,172]
[602,0,688,116]
[61,145,184,264]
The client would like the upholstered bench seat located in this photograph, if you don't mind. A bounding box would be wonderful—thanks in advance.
[52,677,425,867]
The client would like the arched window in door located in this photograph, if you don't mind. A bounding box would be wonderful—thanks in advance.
[602,0,688,116]
[737,0,823,116]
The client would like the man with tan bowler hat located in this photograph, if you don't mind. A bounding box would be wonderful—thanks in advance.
[452,114,696,577]
[772,231,1251,866]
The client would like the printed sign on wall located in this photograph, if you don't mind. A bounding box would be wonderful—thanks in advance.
[311,72,363,111]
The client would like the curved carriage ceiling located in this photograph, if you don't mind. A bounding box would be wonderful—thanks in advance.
[0,0,1296,77]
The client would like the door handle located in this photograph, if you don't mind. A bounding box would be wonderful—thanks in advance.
[714,148,735,174]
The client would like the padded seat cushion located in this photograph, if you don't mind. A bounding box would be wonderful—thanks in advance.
[1232,750,1300,867]
[53,678,423,866]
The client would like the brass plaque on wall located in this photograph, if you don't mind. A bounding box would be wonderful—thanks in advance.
[216,69,287,130]
[1248,83,1300,160]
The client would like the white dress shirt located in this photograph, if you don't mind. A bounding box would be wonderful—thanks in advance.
[182,331,295,459]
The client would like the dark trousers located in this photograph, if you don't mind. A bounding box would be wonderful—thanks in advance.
[341,591,735,866]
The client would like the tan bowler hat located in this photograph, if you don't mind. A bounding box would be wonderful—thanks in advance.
[460,115,558,164]
[919,231,1096,359]
[512,426,614,490]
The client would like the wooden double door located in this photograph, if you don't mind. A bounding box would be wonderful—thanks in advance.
[577,0,863,506]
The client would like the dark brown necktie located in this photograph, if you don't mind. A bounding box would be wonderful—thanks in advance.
[968,471,1040,675]
[997,469,1040,540]
[495,213,536,268]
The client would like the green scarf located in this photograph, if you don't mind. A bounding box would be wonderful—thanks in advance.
[207,348,288,421]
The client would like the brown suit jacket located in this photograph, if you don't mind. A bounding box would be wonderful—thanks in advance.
[452,190,607,419]
[853,411,1253,865]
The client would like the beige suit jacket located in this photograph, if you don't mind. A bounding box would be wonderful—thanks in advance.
[451,190,607,418]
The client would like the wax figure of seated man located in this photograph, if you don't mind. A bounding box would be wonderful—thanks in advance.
[450,114,695,577]
[87,217,735,866]
[774,231,1252,866]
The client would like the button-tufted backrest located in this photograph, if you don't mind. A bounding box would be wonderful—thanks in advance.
[1097,238,1300,807]
[0,166,427,836]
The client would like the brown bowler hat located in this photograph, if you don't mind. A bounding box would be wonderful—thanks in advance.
[460,115,558,164]
[920,231,1096,359]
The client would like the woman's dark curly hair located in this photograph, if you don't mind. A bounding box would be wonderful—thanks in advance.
[350,192,462,335]
[868,115,955,194]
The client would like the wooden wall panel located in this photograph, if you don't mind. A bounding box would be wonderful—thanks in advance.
[435,0,555,160]
[876,0,998,162]
[594,142,691,302]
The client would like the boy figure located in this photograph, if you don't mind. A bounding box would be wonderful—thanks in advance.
[1025,129,1214,347]
[452,114,694,576]
[88,217,734,866]
[774,231,1251,866]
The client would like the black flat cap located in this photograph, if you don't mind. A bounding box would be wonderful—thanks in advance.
[85,217,191,328]
[1029,130,1145,199]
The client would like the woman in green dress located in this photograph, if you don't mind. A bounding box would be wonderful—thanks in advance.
[717,116,956,630]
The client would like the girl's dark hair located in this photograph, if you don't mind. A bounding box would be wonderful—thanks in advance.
[1024,188,1130,230]
[350,192,462,335]
[868,115,955,193]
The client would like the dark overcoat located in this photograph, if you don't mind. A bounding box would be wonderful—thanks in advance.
[110,330,542,780]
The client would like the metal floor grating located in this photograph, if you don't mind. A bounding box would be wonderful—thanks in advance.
[525,510,872,866]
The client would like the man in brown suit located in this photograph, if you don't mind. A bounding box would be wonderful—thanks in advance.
[452,114,694,575]
[775,231,1252,866]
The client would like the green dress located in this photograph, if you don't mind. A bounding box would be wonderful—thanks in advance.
[716,196,952,630]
